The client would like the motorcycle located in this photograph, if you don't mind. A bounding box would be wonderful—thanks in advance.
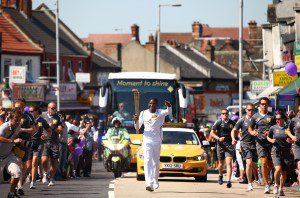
[102,128,131,178]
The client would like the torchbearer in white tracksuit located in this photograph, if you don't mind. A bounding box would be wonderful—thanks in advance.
[134,98,172,192]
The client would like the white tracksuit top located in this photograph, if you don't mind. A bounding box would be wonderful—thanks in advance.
[137,107,172,143]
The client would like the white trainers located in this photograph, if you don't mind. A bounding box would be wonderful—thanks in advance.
[264,185,270,194]
[42,173,48,184]
[25,174,31,184]
[153,182,159,189]
[273,184,278,194]
[30,182,36,189]
[246,183,253,192]
[48,180,54,186]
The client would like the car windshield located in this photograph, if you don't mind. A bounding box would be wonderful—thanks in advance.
[162,131,200,145]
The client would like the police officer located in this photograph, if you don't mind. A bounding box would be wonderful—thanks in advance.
[249,97,276,194]
[210,108,236,188]
[231,103,258,192]
[134,98,172,192]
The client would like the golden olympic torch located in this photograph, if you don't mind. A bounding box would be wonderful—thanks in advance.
[132,89,140,134]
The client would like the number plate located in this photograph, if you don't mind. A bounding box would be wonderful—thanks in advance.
[162,163,183,169]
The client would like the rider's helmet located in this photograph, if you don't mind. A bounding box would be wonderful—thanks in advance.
[112,117,122,125]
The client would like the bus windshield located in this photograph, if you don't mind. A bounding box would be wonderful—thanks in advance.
[109,79,177,125]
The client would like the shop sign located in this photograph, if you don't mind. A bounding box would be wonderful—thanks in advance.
[295,55,300,72]
[45,83,77,101]
[294,41,300,55]
[273,71,298,86]
[9,66,26,85]
[13,84,45,101]
[251,80,270,94]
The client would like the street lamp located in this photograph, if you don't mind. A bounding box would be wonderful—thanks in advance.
[156,3,182,73]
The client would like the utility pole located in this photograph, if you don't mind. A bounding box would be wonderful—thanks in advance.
[239,0,243,116]
[56,0,60,111]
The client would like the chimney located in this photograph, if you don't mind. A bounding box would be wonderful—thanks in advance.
[145,34,155,52]
[192,21,203,40]
[104,43,122,62]
[131,24,140,42]
[204,41,215,62]
[1,0,20,9]
[19,0,32,18]
[248,20,257,46]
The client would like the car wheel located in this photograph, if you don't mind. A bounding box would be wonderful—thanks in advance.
[136,172,145,181]
[195,174,207,182]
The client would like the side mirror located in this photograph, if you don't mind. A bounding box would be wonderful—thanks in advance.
[99,84,108,108]
[178,84,188,108]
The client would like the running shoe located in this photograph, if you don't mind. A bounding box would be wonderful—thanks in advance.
[218,175,223,185]
[264,185,270,194]
[30,182,36,189]
[146,185,154,192]
[153,182,159,189]
[17,188,24,196]
[273,184,278,194]
[42,173,48,184]
[246,183,253,192]
[48,180,55,186]
[279,190,285,196]
[226,181,232,188]
[7,192,20,198]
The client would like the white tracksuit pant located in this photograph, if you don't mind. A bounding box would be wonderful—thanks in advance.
[143,140,161,187]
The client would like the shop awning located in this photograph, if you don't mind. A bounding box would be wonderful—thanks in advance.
[278,77,300,96]
[256,86,282,99]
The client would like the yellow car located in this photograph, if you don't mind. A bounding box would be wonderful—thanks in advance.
[136,127,207,182]
[129,133,143,166]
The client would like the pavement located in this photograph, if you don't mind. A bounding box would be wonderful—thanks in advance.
[114,172,300,198]
[0,160,114,198]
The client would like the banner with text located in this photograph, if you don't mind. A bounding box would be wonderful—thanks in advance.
[251,80,270,94]
[273,71,298,87]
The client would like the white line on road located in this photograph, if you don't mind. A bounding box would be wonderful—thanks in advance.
[108,190,115,198]
[109,184,115,189]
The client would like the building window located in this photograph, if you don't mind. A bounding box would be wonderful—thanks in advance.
[15,59,22,66]
[67,61,72,69]
[4,58,12,78]
[26,60,34,83]
[79,61,83,72]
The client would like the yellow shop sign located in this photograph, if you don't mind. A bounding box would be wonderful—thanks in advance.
[273,71,298,86]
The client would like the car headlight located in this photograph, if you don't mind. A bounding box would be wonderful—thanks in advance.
[138,154,144,159]
[187,153,207,161]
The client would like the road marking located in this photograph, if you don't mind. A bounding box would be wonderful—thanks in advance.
[108,190,115,198]
[110,180,116,183]
[109,183,115,189]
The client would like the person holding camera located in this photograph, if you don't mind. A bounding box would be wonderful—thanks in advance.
[41,102,64,186]
[28,105,52,189]
[0,110,23,198]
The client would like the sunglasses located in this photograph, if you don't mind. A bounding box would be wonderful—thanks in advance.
[49,107,56,110]
[276,118,282,120]
[246,109,254,111]
[260,103,268,106]
[221,113,228,115]
[29,110,34,113]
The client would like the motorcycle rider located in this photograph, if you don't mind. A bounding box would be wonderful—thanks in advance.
[104,117,131,168]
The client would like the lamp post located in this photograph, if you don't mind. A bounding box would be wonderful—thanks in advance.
[156,4,182,73]
[238,0,243,117]
[55,0,60,111]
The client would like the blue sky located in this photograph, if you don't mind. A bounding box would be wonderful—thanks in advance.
[33,0,272,43]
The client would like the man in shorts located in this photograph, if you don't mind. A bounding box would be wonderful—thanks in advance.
[0,110,23,198]
[231,103,258,192]
[41,102,64,186]
[249,97,275,194]
[210,108,236,188]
